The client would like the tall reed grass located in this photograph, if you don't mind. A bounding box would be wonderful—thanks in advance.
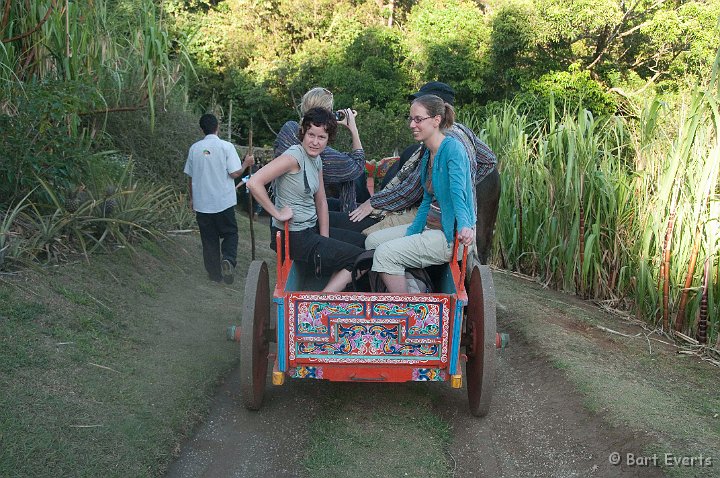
[461,58,720,344]
[0,0,186,123]
[0,161,195,270]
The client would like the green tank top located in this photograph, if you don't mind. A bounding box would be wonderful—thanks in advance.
[271,144,322,231]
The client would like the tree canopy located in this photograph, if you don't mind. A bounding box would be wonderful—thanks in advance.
[158,0,720,147]
[2,0,719,153]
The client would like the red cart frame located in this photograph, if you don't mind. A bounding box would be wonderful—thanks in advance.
[236,223,504,416]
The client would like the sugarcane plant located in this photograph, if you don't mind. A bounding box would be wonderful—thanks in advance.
[477,50,720,348]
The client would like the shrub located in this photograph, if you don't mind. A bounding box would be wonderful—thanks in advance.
[519,69,618,118]
[0,81,103,208]
[101,96,201,191]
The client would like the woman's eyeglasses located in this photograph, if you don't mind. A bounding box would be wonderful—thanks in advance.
[407,115,433,124]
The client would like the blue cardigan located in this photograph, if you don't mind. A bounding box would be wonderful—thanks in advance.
[406,136,476,245]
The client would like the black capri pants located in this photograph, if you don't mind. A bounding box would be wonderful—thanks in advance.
[270,224,365,276]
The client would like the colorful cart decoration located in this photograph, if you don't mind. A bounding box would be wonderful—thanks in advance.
[231,223,508,417]
[364,156,400,194]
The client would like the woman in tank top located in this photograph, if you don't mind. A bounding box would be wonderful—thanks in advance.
[247,108,365,292]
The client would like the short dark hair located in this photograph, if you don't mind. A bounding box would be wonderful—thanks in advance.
[199,114,219,135]
[298,107,337,143]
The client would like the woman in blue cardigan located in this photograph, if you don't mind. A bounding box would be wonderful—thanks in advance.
[368,94,476,293]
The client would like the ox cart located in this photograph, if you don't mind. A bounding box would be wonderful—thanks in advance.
[231,224,507,416]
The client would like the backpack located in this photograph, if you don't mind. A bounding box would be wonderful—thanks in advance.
[351,249,433,294]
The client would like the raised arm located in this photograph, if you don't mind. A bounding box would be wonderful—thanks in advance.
[230,153,255,179]
[339,108,362,152]
[320,109,365,184]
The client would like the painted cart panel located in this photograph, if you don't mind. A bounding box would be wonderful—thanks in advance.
[288,293,453,365]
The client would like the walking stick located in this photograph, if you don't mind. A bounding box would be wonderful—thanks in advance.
[247,120,256,260]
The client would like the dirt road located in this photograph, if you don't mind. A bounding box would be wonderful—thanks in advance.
[160,268,718,477]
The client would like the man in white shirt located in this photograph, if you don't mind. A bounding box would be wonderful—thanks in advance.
[184,114,254,284]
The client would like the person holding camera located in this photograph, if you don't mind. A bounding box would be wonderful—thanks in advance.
[249,108,365,292]
[274,87,369,215]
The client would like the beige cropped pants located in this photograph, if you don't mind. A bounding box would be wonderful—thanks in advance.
[367,224,454,276]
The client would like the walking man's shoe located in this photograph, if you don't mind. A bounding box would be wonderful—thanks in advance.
[221,259,235,284]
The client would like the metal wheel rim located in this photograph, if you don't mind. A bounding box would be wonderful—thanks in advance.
[240,260,270,410]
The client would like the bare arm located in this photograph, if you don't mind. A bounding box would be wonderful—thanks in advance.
[246,155,297,222]
[229,153,255,179]
[314,172,329,237]
[339,108,362,151]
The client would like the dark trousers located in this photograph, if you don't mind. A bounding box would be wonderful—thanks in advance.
[326,197,342,212]
[328,210,378,234]
[475,168,501,264]
[271,224,364,275]
[196,206,238,281]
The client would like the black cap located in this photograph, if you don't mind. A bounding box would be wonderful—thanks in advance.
[408,81,455,105]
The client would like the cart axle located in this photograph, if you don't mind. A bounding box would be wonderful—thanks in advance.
[226,325,241,342]
[496,333,510,349]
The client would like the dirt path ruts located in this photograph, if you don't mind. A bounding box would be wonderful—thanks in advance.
[165,271,666,478]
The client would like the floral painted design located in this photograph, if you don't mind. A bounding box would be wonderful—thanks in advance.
[288,366,324,379]
[297,324,438,357]
[412,368,448,381]
[287,295,451,363]
[374,303,441,336]
[296,301,363,334]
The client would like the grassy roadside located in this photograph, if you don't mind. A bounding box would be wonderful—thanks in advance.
[303,383,452,476]
[0,212,274,477]
[494,271,720,478]
[4,210,719,477]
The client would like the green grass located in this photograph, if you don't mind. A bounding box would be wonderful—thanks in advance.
[138,280,158,298]
[0,211,275,477]
[304,384,452,477]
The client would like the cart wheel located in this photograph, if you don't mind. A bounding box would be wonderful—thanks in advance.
[465,261,496,417]
[240,260,271,411]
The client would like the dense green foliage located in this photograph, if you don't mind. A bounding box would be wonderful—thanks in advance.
[1,0,718,338]
[3,0,719,195]
[165,0,720,147]
[0,0,192,207]
[0,82,101,205]
[469,67,719,340]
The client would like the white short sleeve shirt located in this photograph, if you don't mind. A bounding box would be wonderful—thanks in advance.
[184,134,243,213]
